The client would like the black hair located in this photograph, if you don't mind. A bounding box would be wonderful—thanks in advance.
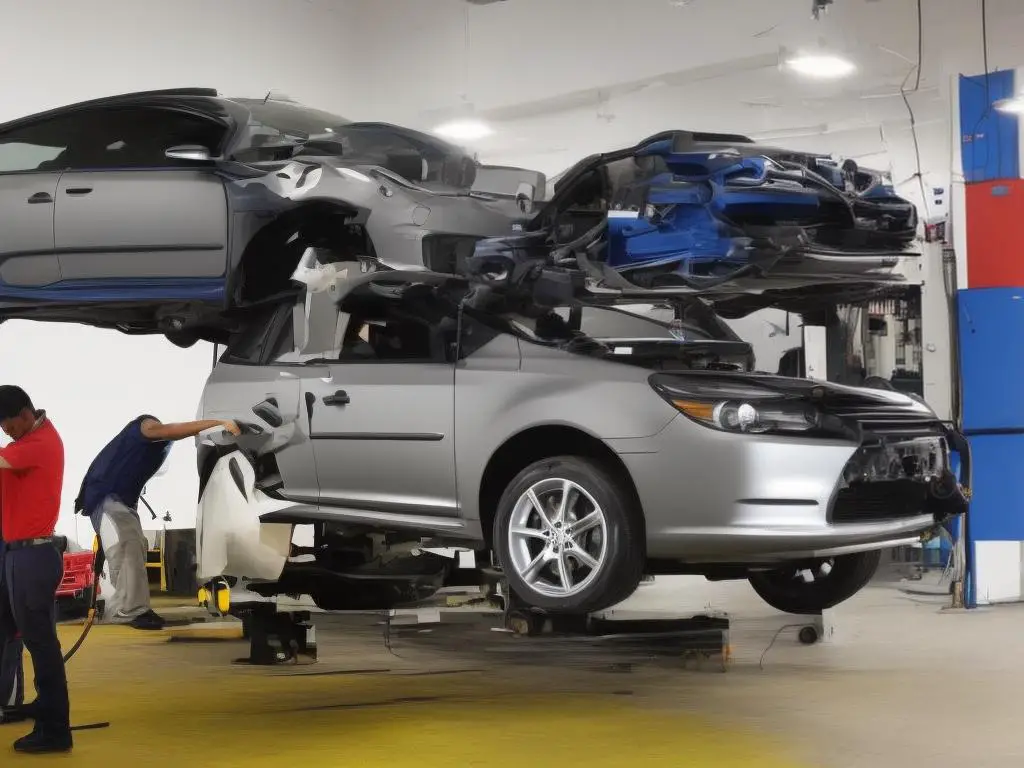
[0,386,34,420]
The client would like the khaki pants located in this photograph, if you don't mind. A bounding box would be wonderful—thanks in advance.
[91,498,151,622]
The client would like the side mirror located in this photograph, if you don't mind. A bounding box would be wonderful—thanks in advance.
[166,144,213,162]
[252,400,285,428]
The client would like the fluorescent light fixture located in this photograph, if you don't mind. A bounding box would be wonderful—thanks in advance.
[783,52,856,79]
[995,97,1024,114]
[432,118,494,141]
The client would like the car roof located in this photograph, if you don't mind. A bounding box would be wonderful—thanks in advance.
[0,88,230,133]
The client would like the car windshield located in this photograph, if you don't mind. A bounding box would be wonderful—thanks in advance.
[233,97,352,143]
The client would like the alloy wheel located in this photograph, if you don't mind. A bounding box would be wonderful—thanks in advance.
[506,477,608,598]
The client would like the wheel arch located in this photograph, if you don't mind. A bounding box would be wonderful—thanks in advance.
[476,423,646,548]
[233,198,372,305]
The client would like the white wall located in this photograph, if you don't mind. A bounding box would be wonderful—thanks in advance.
[0,322,214,543]
[0,0,360,546]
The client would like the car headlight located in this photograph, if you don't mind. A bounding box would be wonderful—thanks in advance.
[649,373,846,437]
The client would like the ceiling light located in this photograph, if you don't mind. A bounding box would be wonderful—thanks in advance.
[995,97,1024,114]
[432,118,494,141]
[783,52,856,79]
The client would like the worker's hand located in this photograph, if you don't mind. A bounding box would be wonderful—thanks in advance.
[221,420,242,436]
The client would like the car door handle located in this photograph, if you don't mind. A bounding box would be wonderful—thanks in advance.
[27,192,53,204]
[65,187,93,195]
[322,390,350,406]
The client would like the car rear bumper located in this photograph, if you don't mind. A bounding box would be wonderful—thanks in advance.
[611,415,968,563]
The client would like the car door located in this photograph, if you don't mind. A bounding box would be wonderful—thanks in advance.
[52,105,230,289]
[0,120,68,294]
[300,280,459,529]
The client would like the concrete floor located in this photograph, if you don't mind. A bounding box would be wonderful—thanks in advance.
[8,579,1019,767]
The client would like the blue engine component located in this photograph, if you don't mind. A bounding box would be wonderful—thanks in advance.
[600,147,917,287]
[463,130,920,302]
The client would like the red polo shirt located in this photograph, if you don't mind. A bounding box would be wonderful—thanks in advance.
[0,416,64,542]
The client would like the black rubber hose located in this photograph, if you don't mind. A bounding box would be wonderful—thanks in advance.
[62,546,105,664]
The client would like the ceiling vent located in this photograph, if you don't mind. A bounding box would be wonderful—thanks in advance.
[465,0,507,5]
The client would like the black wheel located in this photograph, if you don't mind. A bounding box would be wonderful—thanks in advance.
[492,456,645,615]
[748,550,882,615]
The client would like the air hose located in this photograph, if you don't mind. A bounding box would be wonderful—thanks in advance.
[62,537,105,664]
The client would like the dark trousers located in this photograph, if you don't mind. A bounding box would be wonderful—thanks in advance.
[0,544,69,733]
[0,545,24,709]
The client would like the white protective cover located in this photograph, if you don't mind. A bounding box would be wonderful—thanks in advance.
[195,450,295,583]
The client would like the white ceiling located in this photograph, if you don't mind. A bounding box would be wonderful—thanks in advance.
[330,0,1024,213]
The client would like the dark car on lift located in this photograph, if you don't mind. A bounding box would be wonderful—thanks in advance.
[0,87,543,346]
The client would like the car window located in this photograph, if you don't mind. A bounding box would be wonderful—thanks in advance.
[62,107,227,170]
[0,106,228,173]
[0,140,67,173]
[336,314,441,363]
[328,282,462,364]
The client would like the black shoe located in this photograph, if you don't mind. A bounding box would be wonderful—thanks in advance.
[13,728,72,754]
[129,610,166,631]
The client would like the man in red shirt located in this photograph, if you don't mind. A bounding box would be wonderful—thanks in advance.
[0,386,71,754]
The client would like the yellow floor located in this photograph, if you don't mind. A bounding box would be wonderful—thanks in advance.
[4,620,809,766]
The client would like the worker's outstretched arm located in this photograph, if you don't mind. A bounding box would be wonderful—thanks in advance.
[140,418,240,442]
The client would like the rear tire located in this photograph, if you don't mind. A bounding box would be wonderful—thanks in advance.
[748,550,882,615]
[493,456,645,615]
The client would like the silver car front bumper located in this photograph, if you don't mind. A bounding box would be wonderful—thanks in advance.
[610,414,956,563]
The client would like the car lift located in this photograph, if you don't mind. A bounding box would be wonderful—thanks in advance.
[202,571,836,672]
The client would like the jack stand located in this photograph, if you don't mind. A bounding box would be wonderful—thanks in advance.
[234,606,317,666]
[796,609,835,645]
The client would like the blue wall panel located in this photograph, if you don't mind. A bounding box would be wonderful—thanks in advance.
[964,434,1024,541]
[960,70,1019,183]
[958,287,1024,431]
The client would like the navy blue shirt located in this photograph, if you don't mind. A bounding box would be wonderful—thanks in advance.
[76,415,171,516]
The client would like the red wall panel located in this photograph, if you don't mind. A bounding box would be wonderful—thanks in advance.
[966,179,1024,288]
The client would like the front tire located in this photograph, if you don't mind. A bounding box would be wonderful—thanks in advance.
[748,550,882,615]
[492,456,645,615]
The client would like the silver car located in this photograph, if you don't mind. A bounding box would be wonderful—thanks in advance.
[195,267,969,616]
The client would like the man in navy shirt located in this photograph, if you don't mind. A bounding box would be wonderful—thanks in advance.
[76,415,238,630]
